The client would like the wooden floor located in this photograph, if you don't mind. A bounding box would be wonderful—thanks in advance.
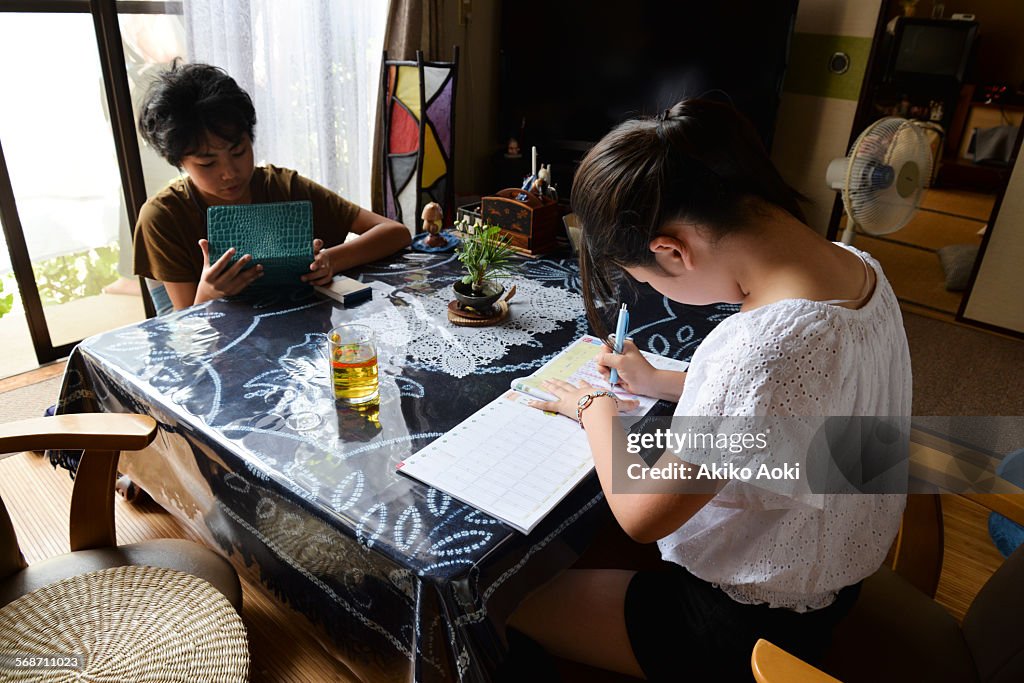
[0,359,65,393]
[934,494,1008,621]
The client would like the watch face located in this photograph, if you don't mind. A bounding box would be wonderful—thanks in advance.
[577,395,591,408]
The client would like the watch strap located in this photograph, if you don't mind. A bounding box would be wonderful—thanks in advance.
[576,390,618,429]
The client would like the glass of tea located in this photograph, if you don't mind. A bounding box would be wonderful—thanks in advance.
[327,324,379,404]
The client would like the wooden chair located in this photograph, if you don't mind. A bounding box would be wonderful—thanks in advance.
[751,491,1024,683]
[0,414,241,610]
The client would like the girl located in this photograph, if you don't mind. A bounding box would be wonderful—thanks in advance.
[134,62,410,312]
[509,99,910,681]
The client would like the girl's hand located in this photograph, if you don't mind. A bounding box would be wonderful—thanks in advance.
[302,238,334,285]
[527,378,639,419]
[595,339,656,395]
[195,239,262,304]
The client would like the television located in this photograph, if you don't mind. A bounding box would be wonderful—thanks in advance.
[497,0,799,194]
[888,18,979,84]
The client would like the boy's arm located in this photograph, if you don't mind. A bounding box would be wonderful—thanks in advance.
[163,240,264,309]
[164,281,198,310]
[319,208,410,274]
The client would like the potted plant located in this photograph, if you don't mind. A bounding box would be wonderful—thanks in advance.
[452,218,515,313]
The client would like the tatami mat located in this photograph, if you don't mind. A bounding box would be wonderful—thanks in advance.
[935,495,1008,622]
[857,235,965,314]
[0,377,61,424]
[878,209,985,252]
[918,188,997,222]
[839,187,995,317]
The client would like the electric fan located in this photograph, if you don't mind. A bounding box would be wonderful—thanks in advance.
[826,117,933,244]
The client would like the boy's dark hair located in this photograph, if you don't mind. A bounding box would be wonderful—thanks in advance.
[138,61,256,167]
[571,98,808,336]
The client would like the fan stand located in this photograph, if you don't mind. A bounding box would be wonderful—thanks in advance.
[841,222,857,245]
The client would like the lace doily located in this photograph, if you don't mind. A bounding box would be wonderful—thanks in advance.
[362,278,584,378]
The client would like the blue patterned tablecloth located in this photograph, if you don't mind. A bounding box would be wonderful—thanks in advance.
[54,251,736,681]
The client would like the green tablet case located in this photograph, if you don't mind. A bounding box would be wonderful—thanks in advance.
[207,201,313,288]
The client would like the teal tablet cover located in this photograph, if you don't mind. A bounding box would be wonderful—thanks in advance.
[207,201,313,288]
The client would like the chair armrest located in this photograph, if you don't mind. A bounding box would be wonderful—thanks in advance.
[0,414,157,455]
[0,414,155,552]
[751,639,842,683]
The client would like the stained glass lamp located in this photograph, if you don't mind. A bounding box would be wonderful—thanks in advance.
[380,48,459,233]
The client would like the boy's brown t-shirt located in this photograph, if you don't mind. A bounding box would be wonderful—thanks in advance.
[133,165,361,283]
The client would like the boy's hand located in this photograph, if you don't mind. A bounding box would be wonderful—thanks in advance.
[196,239,262,303]
[596,340,655,395]
[302,238,334,286]
[527,379,639,419]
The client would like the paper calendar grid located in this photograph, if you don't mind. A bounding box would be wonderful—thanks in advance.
[396,336,689,534]
[397,392,591,534]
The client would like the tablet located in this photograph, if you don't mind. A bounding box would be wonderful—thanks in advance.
[207,200,313,287]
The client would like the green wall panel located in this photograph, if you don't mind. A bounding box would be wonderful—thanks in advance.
[784,33,873,101]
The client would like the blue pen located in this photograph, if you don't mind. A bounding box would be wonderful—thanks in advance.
[609,303,629,386]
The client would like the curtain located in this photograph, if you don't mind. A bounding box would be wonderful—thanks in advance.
[184,0,388,207]
[370,0,443,214]
[382,0,442,62]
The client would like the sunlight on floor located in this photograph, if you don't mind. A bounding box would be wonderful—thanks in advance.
[1,290,145,379]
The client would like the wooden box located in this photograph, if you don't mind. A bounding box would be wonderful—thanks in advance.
[479,188,566,255]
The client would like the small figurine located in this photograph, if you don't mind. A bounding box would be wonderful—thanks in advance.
[519,146,558,202]
[530,164,557,202]
[505,137,522,158]
[421,202,446,248]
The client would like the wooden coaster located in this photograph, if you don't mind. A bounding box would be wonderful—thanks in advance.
[447,300,509,326]
[447,300,496,320]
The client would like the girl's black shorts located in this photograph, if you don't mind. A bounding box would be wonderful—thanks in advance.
[624,563,860,682]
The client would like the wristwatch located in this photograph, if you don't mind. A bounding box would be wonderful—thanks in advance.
[576,390,618,429]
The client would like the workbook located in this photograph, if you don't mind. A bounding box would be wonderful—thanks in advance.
[396,336,689,534]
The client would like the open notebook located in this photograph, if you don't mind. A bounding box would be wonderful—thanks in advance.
[396,336,689,534]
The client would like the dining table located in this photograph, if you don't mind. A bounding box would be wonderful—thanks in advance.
[52,249,736,681]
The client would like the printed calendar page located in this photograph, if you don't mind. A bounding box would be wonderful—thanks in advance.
[396,337,689,534]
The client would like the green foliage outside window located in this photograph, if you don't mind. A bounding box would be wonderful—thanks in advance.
[31,243,120,306]
[0,279,12,319]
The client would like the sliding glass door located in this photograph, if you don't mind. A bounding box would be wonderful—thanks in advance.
[0,0,182,377]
